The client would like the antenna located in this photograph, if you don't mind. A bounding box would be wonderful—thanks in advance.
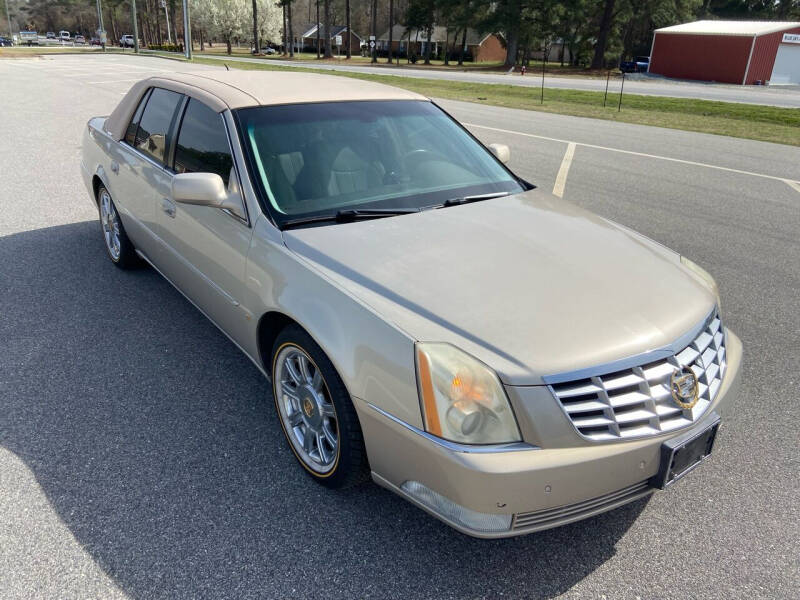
[224,64,230,71]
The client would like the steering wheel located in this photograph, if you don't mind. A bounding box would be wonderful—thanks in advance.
[403,148,434,169]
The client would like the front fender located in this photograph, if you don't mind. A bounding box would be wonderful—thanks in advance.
[243,215,423,429]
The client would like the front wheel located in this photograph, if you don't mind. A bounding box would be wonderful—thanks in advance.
[271,325,369,489]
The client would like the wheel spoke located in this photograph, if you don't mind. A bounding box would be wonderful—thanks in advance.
[298,354,312,383]
[302,428,314,453]
[284,356,303,384]
[280,379,299,400]
[312,369,323,392]
[319,401,336,419]
[322,422,337,447]
[316,432,329,463]
[288,410,302,428]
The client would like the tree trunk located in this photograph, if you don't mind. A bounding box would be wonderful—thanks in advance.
[387,0,393,64]
[252,0,259,54]
[169,0,178,47]
[458,28,466,65]
[591,0,616,70]
[315,1,320,58]
[345,0,351,58]
[282,3,287,55]
[443,25,449,65]
[423,25,431,64]
[370,0,377,63]
[288,1,294,57]
[199,28,204,51]
[323,0,332,57]
[226,35,232,55]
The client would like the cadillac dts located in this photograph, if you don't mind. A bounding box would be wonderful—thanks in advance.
[80,70,742,537]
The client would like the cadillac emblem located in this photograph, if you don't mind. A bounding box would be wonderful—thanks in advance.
[670,367,699,409]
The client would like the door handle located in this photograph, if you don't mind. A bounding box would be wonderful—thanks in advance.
[110,160,119,174]
[161,198,176,218]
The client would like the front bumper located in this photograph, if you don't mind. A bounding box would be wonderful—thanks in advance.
[357,329,742,538]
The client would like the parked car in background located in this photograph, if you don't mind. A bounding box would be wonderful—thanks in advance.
[620,56,650,73]
[90,36,102,46]
[46,31,56,39]
[74,35,86,45]
[80,70,741,538]
[19,31,38,46]
[0,36,13,47]
[59,31,71,42]
[120,34,135,48]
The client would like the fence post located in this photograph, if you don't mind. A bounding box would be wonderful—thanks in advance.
[540,57,545,104]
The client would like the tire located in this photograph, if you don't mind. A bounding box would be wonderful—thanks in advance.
[97,185,140,269]
[271,324,369,489]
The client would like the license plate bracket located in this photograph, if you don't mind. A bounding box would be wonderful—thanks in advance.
[650,412,721,490]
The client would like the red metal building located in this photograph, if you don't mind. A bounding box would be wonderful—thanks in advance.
[649,21,800,85]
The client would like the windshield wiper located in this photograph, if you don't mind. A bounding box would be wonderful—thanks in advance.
[281,208,419,230]
[438,191,510,208]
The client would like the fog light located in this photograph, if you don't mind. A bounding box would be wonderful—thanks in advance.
[401,480,512,533]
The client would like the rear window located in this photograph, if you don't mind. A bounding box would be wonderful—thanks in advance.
[124,89,151,146]
[133,87,183,165]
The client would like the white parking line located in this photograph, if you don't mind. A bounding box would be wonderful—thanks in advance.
[552,142,576,198]
[464,122,800,192]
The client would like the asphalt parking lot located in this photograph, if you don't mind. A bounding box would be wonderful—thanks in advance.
[1,54,799,599]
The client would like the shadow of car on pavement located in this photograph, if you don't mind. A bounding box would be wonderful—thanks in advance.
[0,220,649,599]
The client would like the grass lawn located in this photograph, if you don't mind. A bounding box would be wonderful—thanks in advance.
[188,55,800,147]
[4,46,797,146]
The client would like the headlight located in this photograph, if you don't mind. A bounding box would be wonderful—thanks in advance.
[680,256,721,309]
[415,343,521,444]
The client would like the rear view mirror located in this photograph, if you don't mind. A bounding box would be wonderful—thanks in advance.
[172,172,245,219]
[488,143,511,164]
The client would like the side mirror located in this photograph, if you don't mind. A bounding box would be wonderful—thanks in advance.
[172,172,245,219]
[488,143,511,164]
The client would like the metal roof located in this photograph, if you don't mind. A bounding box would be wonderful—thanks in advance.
[655,20,800,37]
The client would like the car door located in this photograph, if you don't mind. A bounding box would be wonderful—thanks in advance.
[155,97,254,347]
[111,86,183,258]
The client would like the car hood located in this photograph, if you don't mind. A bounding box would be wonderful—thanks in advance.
[283,189,716,385]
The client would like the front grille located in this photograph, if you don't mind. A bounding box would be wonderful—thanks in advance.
[550,312,726,441]
[512,481,651,531]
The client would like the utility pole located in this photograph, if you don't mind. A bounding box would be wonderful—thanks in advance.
[132,0,139,53]
[95,0,105,51]
[182,0,190,58]
[370,0,376,63]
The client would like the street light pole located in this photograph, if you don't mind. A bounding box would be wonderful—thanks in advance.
[182,0,191,59]
[132,0,139,53]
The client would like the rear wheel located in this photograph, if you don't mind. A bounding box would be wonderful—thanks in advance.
[97,186,139,269]
[271,325,369,489]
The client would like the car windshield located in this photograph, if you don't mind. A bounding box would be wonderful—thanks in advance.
[235,100,525,226]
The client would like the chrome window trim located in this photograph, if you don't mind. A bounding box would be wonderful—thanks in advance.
[366,402,540,453]
[541,306,718,386]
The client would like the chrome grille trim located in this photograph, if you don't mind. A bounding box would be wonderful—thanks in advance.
[512,481,651,531]
[547,311,727,441]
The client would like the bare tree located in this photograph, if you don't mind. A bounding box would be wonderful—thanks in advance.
[323,0,331,57]
[345,0,350,58]
[251,0,259,53]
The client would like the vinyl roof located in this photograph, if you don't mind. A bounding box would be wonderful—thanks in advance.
[104,70,427,141]
[655,20,800,36]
